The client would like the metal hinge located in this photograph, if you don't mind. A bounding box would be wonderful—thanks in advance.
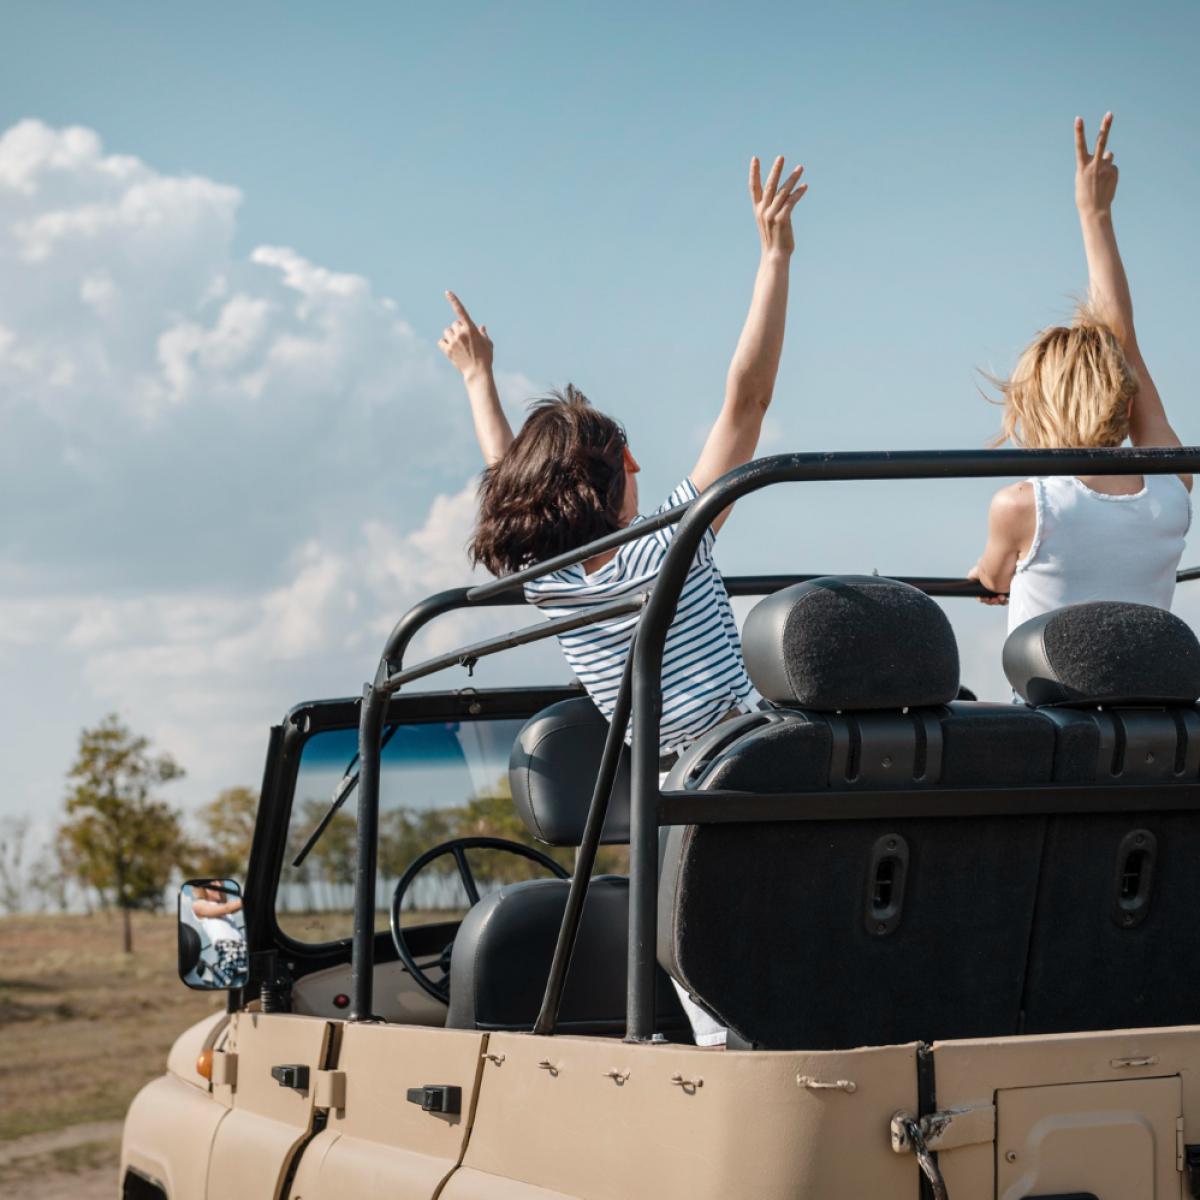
[891,1112,949,1200]
[315,1069,346,1110]
[1178,1117,1185,1173]
[891,1104,996,1153]
[212,1050,238,1088]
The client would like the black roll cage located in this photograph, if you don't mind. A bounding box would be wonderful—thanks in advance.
[350,446,1200,1037]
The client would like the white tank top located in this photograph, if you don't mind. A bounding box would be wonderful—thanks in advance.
[1007,474,1191,634]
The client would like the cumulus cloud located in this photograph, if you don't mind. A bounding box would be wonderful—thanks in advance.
[0,120,558,818]
[56,481,553,795]
[0,119,480,594]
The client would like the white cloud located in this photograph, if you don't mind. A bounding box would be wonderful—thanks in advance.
[2,475,563,815]
[0,118,479,596]
[0,119,564,821]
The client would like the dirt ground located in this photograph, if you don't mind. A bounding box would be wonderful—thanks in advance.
[0,911,223,1197]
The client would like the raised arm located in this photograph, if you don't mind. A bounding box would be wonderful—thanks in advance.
[193,896,242,919]
[1074,113,1189,486]
[690,155,807,531]
[968,482,1037,605]
[438,291,514,467]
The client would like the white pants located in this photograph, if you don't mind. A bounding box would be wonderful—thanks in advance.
[671,980,727,1047]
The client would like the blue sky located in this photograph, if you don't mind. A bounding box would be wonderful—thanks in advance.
[2,1,1199,827]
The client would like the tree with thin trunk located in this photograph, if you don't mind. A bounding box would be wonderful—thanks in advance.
[189,786,258,880]
[30,839,72,913]
[60,714,186,953]
[0,816,30,914]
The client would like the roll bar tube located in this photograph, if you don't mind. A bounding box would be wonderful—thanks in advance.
[350,446,1200,1028]
[624,446,1200,1040]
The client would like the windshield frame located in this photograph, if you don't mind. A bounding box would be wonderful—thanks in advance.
[246,684,584,975]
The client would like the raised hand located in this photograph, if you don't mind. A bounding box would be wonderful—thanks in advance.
[967,563,1008,606]
[749,155,807,257]
[1075,112,1118,218]
[438,290,512,466]
[438,291,494,380]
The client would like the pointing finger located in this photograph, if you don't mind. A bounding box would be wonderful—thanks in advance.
[445,290,476,329]
[1093,111,1113,162]
[1074,116,1088,168]
[749,156,763,204]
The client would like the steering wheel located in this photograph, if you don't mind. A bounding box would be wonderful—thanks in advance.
[389,835,570,1004]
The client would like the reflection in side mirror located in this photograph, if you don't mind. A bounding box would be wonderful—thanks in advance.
[178,878,248,991]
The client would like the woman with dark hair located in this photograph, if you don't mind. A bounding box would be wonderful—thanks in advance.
[441,156,806,1047]
[439,154,806,767]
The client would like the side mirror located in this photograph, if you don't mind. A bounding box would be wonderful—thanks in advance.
[178,878,248,991]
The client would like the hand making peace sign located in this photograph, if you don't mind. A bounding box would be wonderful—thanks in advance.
[1075,111,1118,218]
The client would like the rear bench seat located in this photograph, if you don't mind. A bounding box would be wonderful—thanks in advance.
[1005,601,1200,1034]
[656,579,1200,1050]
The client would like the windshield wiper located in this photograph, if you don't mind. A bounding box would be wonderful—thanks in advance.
[291,724,401,868]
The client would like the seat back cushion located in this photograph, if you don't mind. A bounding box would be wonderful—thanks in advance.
[509,697,631,846]
[658,814,1045,1050]
[1023,811,1200,1034]
[448,876,685,1037]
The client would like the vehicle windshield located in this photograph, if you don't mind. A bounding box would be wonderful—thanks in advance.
[277,716,544,944]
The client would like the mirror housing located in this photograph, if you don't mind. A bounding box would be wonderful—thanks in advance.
[178,878,248,991]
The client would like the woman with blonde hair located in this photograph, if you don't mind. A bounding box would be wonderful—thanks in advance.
[970,112,1191,630]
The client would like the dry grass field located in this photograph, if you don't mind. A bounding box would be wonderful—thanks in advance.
[0,911,222,1195]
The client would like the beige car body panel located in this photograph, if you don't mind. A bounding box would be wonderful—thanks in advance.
[932,1024,1200,1197]
[204,1012,335,1200]
[297,1023,486,1199]
[125,1014,1200,1199]
[447,1032,918,1200]
[122,1072,230,1200]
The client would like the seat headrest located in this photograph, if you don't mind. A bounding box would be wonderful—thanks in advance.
[1003,601,1200,707]
[741,575,960,710]
[509,698,631,846]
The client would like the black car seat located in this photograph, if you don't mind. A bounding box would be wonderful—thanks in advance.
[1005,601,1200,1033]
[446,697,687,1037]
[657,575,1054,1050]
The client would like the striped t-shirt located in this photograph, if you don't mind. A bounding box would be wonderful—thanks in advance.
[525,479,759,753]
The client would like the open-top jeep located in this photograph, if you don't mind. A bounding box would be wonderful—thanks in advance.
[123,446,1200,1199]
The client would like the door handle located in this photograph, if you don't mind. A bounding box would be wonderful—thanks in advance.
[406,1084,461,1115]
[271,1063,310,1090]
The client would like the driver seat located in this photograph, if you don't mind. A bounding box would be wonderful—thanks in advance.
[446,698,687,1037]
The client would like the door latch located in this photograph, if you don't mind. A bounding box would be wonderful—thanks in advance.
[406,1084,462,1115]
[271,1063,310,1090]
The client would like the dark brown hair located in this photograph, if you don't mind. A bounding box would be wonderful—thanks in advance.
[471,385,627,576]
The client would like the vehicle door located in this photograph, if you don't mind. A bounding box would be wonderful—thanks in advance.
[266,685,581,1199]
[205,1010,337,1200]
[289,1022,487,1200]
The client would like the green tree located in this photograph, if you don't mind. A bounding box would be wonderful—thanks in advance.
[60,714,186,952]
[191,786,258,880]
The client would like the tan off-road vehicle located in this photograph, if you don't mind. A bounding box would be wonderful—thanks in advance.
[124,446,1200,1199]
